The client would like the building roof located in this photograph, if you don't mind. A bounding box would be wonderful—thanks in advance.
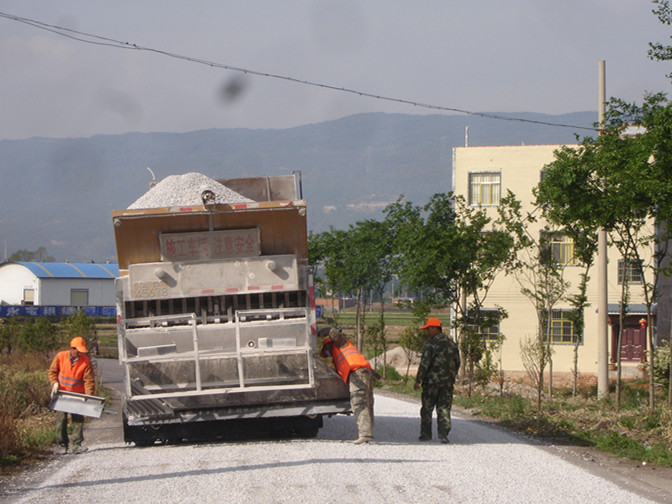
[12,262,119,279]
[607,303,655,315]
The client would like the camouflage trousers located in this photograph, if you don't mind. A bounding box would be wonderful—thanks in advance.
[420,385,454,439]
[56,412,85,447]
[349,367,374,438]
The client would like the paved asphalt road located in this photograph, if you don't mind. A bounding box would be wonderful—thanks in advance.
[1,359,671,503]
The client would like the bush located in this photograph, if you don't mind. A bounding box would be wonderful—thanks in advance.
[653,345,670,386]
[64,310,97,341]
[376,365,402,382]
[0,351,55,468]
[18,317,59,355]
[596,432,646,459]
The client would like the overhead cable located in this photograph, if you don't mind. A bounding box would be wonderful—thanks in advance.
[0,11,598,132]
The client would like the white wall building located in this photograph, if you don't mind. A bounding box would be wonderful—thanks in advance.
[0,262,118,313]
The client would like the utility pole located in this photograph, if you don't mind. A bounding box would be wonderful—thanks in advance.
[597,60,609,399]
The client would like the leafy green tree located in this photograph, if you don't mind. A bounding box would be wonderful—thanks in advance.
[649,0,672,78]
[309,220,394,351]
[18,317,58,355]
[309,228,346,320]
[536,94,672,409]
[354,218,395,370]
[385,193,514,393]
[64,310,96,342]
[8,247,55,262]
[0,317,25,354]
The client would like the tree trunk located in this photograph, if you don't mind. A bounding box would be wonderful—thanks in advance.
[380,297,387,379]
[616,315,623,409]
[647,313,654,412]
[355,287,363,350]
[669,321,672,406]
[572,341,579,398]
[546,306,553,399]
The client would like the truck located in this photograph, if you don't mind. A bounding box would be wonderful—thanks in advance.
[111,172,351,445]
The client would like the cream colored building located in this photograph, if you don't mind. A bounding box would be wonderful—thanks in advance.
[453,145,650,381]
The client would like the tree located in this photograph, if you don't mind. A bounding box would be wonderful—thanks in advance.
[18,317,58,355]
[497,193,569,404]
[0,317,24,354]
[64,310,96,341]
[7,247,55,262]
[309,219,394,351]
[536,94,672,409]
[385,193,514,393]
[355,218,395,374]
[649,0,672,79]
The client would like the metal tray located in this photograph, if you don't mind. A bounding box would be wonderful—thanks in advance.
[49,390,106,418]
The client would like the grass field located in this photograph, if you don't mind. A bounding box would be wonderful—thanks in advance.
[94,323,118,359]
[325,310,448,327]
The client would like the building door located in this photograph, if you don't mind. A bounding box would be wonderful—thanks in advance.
[620,326,646,362]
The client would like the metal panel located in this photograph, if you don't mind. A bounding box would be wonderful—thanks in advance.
[159,228,261,261]
[120,308,317,405]
[127,255,298,300]
[49,391,106,418]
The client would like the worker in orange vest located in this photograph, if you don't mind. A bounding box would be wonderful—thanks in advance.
[321,328,374,444]
[48,336,95,454]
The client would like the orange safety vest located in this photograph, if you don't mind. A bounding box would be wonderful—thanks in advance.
[332,341,372,383]
[53,351,92,394]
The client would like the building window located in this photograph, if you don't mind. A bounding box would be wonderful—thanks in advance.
[468,172,501,206]
[70,289,89,306]
[542,233,579,266]
[548,309,581,344]
[618,259,643,284]
[467,308,501,342]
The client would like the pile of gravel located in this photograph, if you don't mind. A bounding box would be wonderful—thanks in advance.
[128,172,253,209]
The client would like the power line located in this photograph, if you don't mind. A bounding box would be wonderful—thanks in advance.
[0,11,598,133]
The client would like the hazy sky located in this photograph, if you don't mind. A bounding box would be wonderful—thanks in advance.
[1,1,670,140]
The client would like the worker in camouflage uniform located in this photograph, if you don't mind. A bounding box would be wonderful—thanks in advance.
[414,317,460,444]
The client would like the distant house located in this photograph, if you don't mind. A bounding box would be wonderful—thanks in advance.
[0,262,118,317]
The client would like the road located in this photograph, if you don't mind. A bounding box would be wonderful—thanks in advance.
[1,359,671,504]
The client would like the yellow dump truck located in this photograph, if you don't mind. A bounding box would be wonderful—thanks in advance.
[111,172,350,445]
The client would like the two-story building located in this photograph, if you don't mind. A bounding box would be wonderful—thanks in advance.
[453,145,651,382]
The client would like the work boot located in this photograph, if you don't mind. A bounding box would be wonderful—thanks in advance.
[418,435,431,441]
[439,437,450,444]
[71,445,88,455]
[353,436,372,445]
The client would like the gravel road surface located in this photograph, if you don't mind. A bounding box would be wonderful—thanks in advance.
[1,360,671,504]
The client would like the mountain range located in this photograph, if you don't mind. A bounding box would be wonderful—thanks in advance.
[0,111,596,263]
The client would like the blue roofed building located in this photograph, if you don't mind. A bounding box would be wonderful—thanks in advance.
[0,262,118,317]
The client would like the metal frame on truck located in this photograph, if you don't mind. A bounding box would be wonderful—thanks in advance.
[112,172,350,445]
